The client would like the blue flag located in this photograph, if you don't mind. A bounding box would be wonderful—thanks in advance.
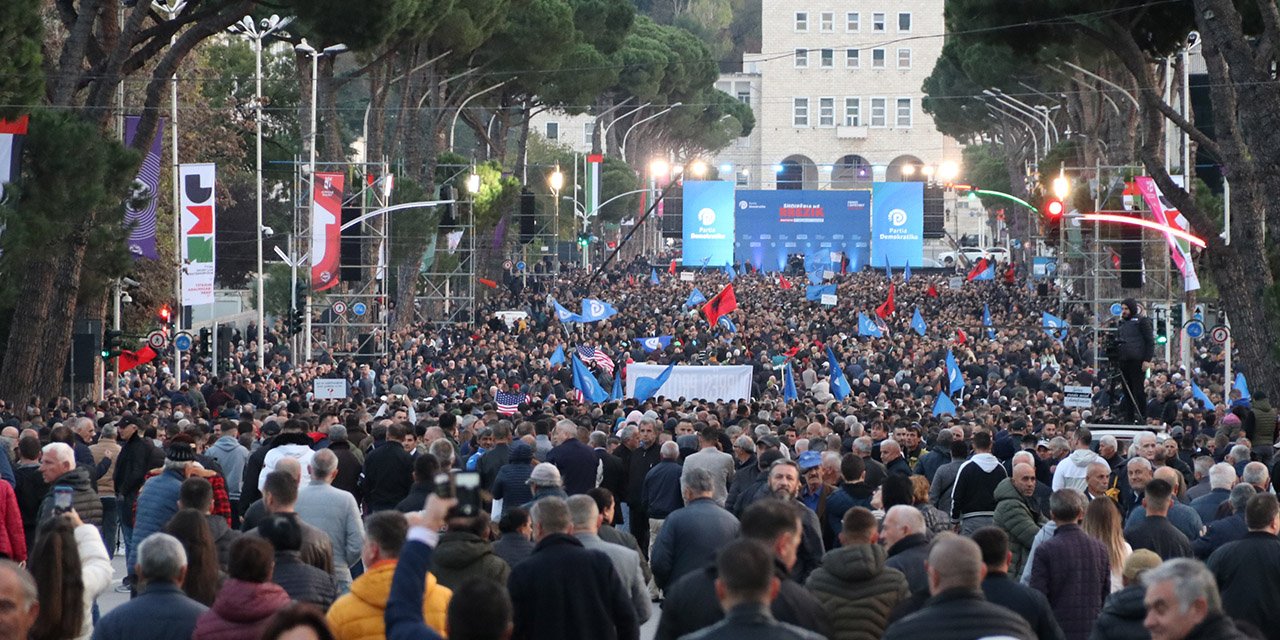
[725,264,736,281]
[807,268,824,285]
[933,392,957,417]
[580,298,618,322]
[858,312,883,338]
[806,284,837,301]
[983,304,994,340]
[1191,380,1213,410]
[649,269,659,285]
[634,363,675,402]
[551,298,582,323]
[685,288,707,308]
[699,256,711,271]
[947,349,964,395]
[826,347,851,401]
[912,308,927,337]
[782,363,799,402]
[903,262,911,282]
[1235,372,1251,402]
[636,336,672,353]
[719,316,737,333]
[549,345,565,366]
[884,255,892,279]
[571,357,610,403]
[1042,311,1068,341]
[610,368,623,401]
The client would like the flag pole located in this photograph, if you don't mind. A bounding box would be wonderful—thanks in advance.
[582,178,682,289]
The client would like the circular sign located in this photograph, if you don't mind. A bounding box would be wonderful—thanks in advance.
[502,260,512,270]
[173,332,193,351]
[331,301,347,315]
[147,331,168,350]
[1110,302,1123,317]
[1210,325,1230,344]
[516,261,526,272]
[352,302,368,317]
[1184,320,1205,339]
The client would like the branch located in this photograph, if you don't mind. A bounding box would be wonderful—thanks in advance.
[49,0,104,106]
[85,1,155,117]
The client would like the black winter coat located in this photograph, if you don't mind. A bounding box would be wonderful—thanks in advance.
[884,534,930,596]
[882,588,1035,640]
[680,603,825,640]
[1029,524,1112,640]
[655,559,832,640]
[114,432,162,500]
[982,573,1065,640]
[1115,316,1154,362]
[1088,584,1149,640]
[1206,531,1280,638]
[361,441,414,512]
[508,533,638,640]
[271,551,336,607]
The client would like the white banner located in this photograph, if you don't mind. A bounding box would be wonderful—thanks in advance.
[179,163,216,305]
[313,379,348,399]
[625,363,753,401]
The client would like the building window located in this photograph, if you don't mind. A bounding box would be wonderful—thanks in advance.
[820,49,834,68]
[794,49,809,68]
[872,49,886,68]
[872,12,885,31]
[545,122,559,140]
[846,12,860,32]
[582,119,595,146]
[736,89,750,104]
[896,98,912,128]
[793,98,810,127]
[795,11,808,31]
[898,12,912,32]
[845,49,860,69]
[818,97,835,127]
[844,97,861,126]
[736,172,749,186]
[897,48,912,69]
[870,98,886,127]
[820,11,834,32]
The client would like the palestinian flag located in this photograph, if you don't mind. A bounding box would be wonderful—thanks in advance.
[0,115,29,202]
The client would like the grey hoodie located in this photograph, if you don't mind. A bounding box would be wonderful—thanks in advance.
[1051,448,1097,493]
[207,435,249,497]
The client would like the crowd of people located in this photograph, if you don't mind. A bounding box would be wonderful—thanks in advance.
[0,258,1268,640]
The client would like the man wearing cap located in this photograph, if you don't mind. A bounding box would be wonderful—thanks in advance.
[796,451,835,545]
[521,462,568,510]
[131,435,198,588]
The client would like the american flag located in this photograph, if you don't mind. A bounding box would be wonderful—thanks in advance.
[496,391,527,415]
[576,345,615,374]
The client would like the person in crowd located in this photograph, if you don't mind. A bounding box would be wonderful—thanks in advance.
[1192,483,1254,559]
[249,469,334,574]
[1088,549,1162,640]
[89,423,121,556]
[258,514,337,607]
[324,425,363,498]
[823,454,874,541]
[545,421,598,495]
[680,538,826,640]
[521,462,568,509]
[1189,462,1236,524]
[259,419,317,489]
[625,419,663,556]
[994,463,1045,578]
[642,441,684,546]
[205,421,248,523]
[506,496,639,640]
[491,442,535,510]
[650,466,739,591]
[491,507,535,568]
[259,603,337,640]
[0,560,39,640]
[395,453,439,514]
[295,449,365,591]
[656,498,831,640]
[882,505,930,596]
[30,512,111,640]
[682,427,735,506]
[179,477,239,572]
[567,495,650,623]
[429,509,509,589]
[1082,497,1132,593]
[950,431,1007,534]
[592,431,627,523]
[477,422,513,493]
[193,536,292,640]
[93,533,208,640]
[15,435,48,551]
[36,442,102,528]
[1052,427,1098,493]
[765,458,825,583]
[1124,479,1193,560]
[805,507,908,640]
[1205,493,1280,636]
[1029,489,1111,640]
[1141,559,1254,640]
[163,509,221,606]
[928,439,969,516]
[361,423,414,513]
[882,533,1035,640]
[971,527,1064,640]
[131,436,199,585]
[327,511,451,639]
[1125,468,1203,541]
[913,428,953,481]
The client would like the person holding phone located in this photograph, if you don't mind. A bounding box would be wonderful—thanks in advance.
[35,443,101,529]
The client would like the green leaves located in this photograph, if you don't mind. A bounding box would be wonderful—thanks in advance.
[0,0,43,116]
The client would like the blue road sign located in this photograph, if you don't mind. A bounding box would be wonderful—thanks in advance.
[352,302,368,316]
[1110,302,1123,317]
[173,333,193,351]
[516,261,526,272]
[1184,320,1205,339]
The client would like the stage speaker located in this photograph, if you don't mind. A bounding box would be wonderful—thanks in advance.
[1119,212,1143,289]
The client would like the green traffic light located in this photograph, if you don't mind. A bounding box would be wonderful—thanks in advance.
[1156,335,1168,345]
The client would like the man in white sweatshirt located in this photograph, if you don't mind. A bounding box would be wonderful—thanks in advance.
[1050,427,1098,493]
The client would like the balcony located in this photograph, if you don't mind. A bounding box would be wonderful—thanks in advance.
[836,125,868,139]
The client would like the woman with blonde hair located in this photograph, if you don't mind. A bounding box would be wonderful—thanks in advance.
[1082,497,1131,592]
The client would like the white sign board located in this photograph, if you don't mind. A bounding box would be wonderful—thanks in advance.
[624,363,753,402]
[829,251,842,263]
[820,294,838,306]
[1063,385,1092,408]
[948,276,964,289]
[822,270,835,280]
[313,379,348,400]
[679,271,694,282]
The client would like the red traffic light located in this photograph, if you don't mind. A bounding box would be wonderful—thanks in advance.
[1043,199,1064,220]
[157,304,172,323]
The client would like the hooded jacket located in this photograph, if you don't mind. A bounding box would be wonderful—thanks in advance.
[326,560,451,640]
[205,436,249,499]
[1088,584,1147,640]
[491,444,534,507]
[192,578,292,640]
[805,543,909,640]
[951,453,1008,521]
[1052,449,1099,493]
[993,478,1045,577]
[429,530,510,590]
[37,467,103,528]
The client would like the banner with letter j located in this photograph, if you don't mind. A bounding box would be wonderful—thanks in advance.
[310,172,345,291]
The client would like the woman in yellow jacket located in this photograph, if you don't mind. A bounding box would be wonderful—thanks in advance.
[328,512,452,639]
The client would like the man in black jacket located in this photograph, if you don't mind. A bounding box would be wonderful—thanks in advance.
[971,527,1064,640]
[655,499,831,640]
[1113,298,1154,424]
[1124,479,1193,560]
[679,539,825,640]
[1206,493,1280,636]
[361,423,414,512]
[625,420,662,555]
[476,421,511,491]
[113,416,163,588]
[592,431,627,525]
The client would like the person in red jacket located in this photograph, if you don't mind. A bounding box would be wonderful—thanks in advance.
[193,536,291,640]
[0,476,26,562]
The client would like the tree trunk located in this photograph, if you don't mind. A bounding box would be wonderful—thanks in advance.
[33,226,92,402]
[320,56,342,162]
[0,251,58,405]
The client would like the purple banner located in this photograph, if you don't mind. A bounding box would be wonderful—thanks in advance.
[123,116,163,260]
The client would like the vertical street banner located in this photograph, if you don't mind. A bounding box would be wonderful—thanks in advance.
[123,115,164,260]
[586,154,602,219]
[681,180,736,267]
[871,182,924,268]
[1134,176,1200,292]
[179,163,216,305]
[310,171,344,291]
[0,115,29,203]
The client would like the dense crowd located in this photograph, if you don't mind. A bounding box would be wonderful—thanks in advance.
[0,258,1268,640]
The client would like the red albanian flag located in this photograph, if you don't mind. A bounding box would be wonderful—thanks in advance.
[668,259,677,275]
[875,283,896,319]
[927,283,939,298]
[702,284,738,326]
[779,276,793,290]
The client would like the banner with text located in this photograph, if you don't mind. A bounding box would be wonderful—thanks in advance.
[870,182,924,268]
[179,163,216,305]
[625,363,753,401]
[682,180,736,267]
[734,189,871,272]
[310,172,344,291]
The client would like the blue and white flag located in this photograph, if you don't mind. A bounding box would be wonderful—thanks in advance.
[551,298,581,323]
[548,345,565,366]
[685,288,707,308]
[911,308,927,337]
[725,264,736,282]
[947,349,964,395]
[1042,311,1068,341]
[806,284,837,302]
[719,316,737,333]
[634,363,675,402]
[571,356,610,403]
[580,298,618,322]
[610,368,623,401]
[636,336,672,353]
[807,267,825,285]
[884,255,892,280]
[933,392,957,417]
[649,269,660,285]
[1191,380,1213,410]
[858,312,883,338]
[1235,372,1251,403]
[903,262,911,282]
[826,347,851,401]
[783,363,798,402]
[983,304,994,340]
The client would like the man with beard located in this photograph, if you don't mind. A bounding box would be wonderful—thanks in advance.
[766,459,824,583]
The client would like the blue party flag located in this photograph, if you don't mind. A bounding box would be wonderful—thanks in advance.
[636,336,672,353]
[983,304,994,340]
[579,298,618,322]
[1191,380,1213,410]
[610,368,623,401]
[649,269,660,285]
[634,363,675,402]
[884,255,892,280]
[699,256,711,272]
[571,356,610,403]
[719,316,737,333]
[826,347,851,401]
[911,308,927,337]
[1042,311,1068,341]
[857,312,883,338]
[725,264,736,281]
[549,345,565,366]
[783,363,798,402]
[551,298,582,323]
[807,268,824,285]
[1235,372,1251,402]
[903,261,911,282]
[947,349,964,395]
[685,288,707,308]
[806,284,837,301]
[933,392,957,416]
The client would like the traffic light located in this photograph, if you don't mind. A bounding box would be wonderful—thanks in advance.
[102,329,123,360]
[1042,198,1064,221]
[156,304,172,326]
[577,233,590,247]
[288,307,305,336]
[198,327,212,358]
[1154,306,1169,345]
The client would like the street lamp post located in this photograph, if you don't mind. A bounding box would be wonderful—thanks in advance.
[548,165,564,275]
[620,103,683,164]
[154,0,186,381]
[296,39,347,361]
[231,13,294,371]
